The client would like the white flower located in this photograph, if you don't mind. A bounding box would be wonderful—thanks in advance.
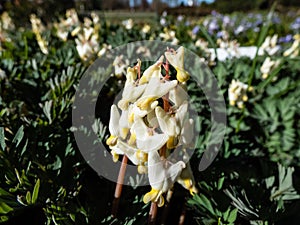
[30,14,48,54]
[113,55,129,77]
[139,56,164,84]
[136,77,177,112]
[143,151,185,207]
[131,117,169,153]
[122,19,133,30]
[118,69,147,111]
[75,27,99,61]
[142,24,151,34]
[283,34,300,58]
[260,57,281,79]
[159,29,179,45]
[165,47,190,83]
[258,35,280,56]
[228,79,248,109]
[177,150,198,195]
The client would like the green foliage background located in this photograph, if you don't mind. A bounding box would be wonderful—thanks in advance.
[1,7,300,225]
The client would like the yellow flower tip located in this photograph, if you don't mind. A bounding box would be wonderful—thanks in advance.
[137,97,156,110]
[189,186,198,196]
[143,189,165,207]
[111,151,119,162]
[118,99,129,110]
[126,67,137,82]
[120,128,129,139]
[143,188,159,204]
[262,73,268,79]
[136,150,148,162]
[137,165,148,174]
[128,133,136,145]
[248,86,254,92]
[128,112,135,124]
[176,68,190,83]
[237,102,244,109]
[166,136,178,149]
[106,135,118,146]
[242,95,248,102]
[229,100,235,106]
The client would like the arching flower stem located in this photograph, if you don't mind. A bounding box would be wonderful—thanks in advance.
[111,155,128,217]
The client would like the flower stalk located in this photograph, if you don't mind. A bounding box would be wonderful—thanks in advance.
[111,155,128,217]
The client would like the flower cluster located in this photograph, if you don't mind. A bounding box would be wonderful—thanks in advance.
[30,14,48,54]
[228,79,249,109]
[106,47,197,207]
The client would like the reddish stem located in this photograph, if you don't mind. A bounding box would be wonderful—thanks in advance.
[111,155,128,217]
[148,202,158,225]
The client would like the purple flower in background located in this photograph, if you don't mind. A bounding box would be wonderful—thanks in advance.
[222,15,230,27]
[217,31,223,38]
[234,25,245,35]
[208,19,219,34]
[278,34,293,43]
[177,15,184,22]
[211,10,218,16]
[290,17,300,30]
[192,25,200,35]
[272,16,281,24]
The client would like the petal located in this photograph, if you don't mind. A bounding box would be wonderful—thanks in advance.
[155,106,177,136]
[109,105,120,136]
[139,56,164,84]
[143,188,159,204]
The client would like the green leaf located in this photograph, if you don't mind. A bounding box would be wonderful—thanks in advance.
[0,127,5,151]
[31,179,40,204]
[0,202,13,214]
[227,208,238,223]
[26,191,32,205]
[12,126,24,148]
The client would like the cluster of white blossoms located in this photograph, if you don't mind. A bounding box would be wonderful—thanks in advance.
[106,47,197,207]
[30,14,49,54]
[228,79,249,109]
[260,57,281,80]
[258,34,279,56]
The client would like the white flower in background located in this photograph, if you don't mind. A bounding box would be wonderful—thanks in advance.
[159,28,179,45]
[75,27,100,61]
[98,44,112,57]
[113,55,129,77]
[0,68,6,80]
[283,34,300,58]
[106,48,197,207]
[122,19,134,30]
[217,37,240,59]
[30,14,48,54]
[1,12,15,30]
[54,9,80,41]
[136,46,151,58]
[228,79,249,109]
[258,35,280,56]
[260,57,281,79]
[0,12,14,42]
[142,24,151,34]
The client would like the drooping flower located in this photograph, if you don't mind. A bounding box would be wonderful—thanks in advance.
[165,47,190,83]
[143,151,185,207]
[283,34,300,58]
[228,79,249,109]
[260,57,281,80]
[30,14,48,54]
[258,35,280,56]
